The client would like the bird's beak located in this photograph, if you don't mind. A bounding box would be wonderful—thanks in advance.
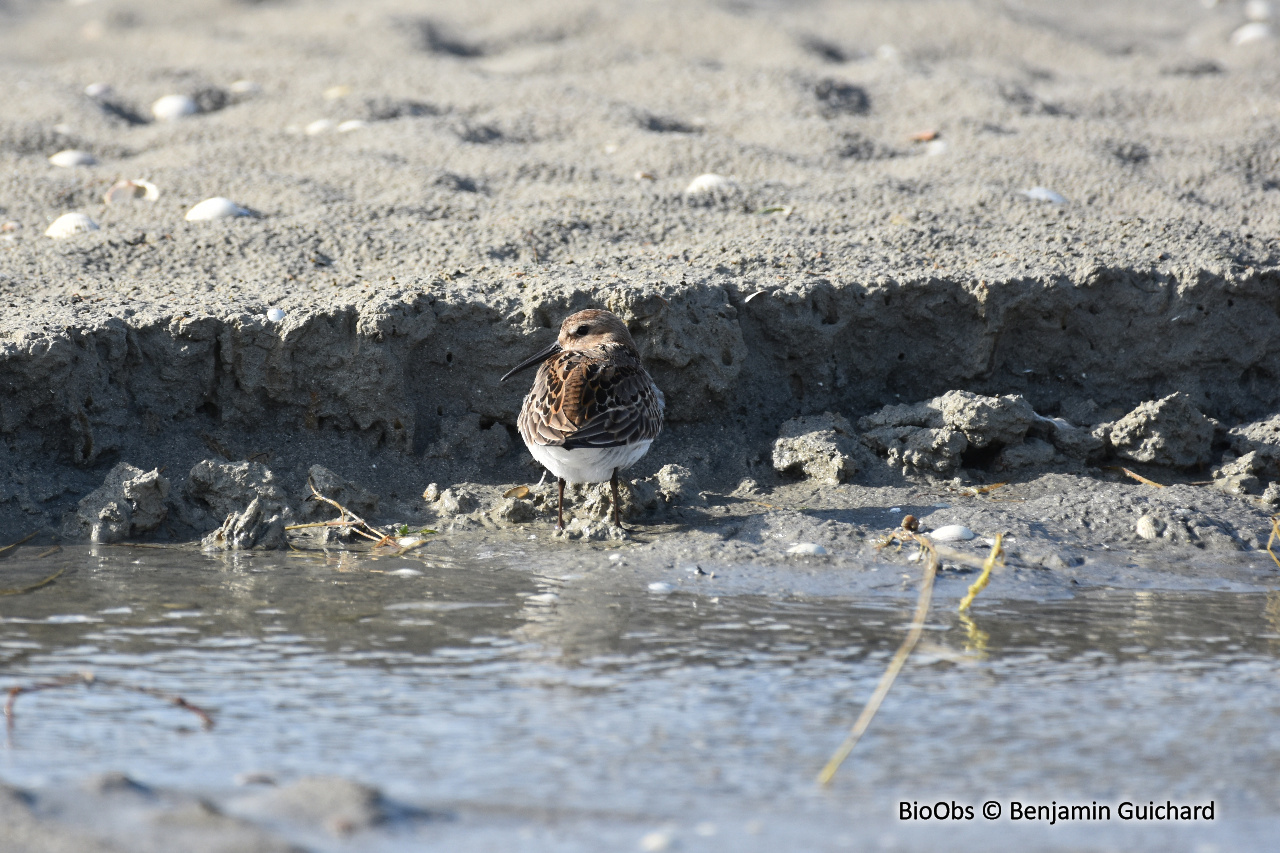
[500,340,561,382]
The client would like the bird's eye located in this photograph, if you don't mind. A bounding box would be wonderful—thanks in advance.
[574,324,590,336]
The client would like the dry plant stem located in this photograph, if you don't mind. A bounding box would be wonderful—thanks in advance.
[0,531,38,558]
[1116,467,1166,488]
[817,533,939,787]
[1268,516,1280,570]
[298,479,388,543]
[5,672,214,730]
[958,534,1004,613]
[0,567,66,597]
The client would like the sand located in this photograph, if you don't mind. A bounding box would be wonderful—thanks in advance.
[2,0,1280,553]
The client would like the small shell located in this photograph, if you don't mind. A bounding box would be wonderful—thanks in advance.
[323,85,352,100]
[104,179,159,204]
[503,485,530,499]
[1019,187,1067,204]
[389,567,423,577]
[48,149,97,167]
[185,197,250,221]
[151,94,199,121]
[337,119,368,132]
[229,79,262,95]
[422,483,440,502]
[84,82,114,99]
[45,212,99,238]
[684,173,731,195]
[266,308,286,323]
[1135,515,1165,541]
[930,524,976,542]
[1231,22,1272,45]
[305,119,336,135]
[924,139,948,156]
[786,542,828,556]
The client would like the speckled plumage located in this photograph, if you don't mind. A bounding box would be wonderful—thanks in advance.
[501,309,664,527]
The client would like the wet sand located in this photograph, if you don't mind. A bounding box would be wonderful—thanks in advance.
[2,0,1280,848]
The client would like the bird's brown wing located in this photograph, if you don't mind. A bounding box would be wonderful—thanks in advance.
[519,351,663,449]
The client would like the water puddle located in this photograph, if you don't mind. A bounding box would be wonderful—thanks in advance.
[0,542,1277,850]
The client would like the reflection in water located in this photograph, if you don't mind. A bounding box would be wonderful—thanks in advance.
[0,542,1278,844]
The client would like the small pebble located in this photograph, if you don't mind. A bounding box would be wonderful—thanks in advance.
[1020,187,1067,204]
[45,212,98,238]
[186,197,250,221]
[1,221,19,233]
[306,118,337,135]
[422,483,440,502]
[684,173,731,194]
[924,139,948,156]
[48,149,97,167]
[324,85,353,100]
[930,524,976,542]
[84,82,113,99]
[337,119,368,132]
[229,79,262,95]
[152,93,199,121]
[647,582,674,594]
[787,542,827,556]
[1231,21,1272,45]
[266,307,286,323]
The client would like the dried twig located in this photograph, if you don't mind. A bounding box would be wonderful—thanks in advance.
[958,534,1004,613]
[0,567,66,597]
[0,531,38,559]
[296,479,387,543]
[1268,515,1280,571]
[1113,467,1166,488]
[5,672,214,730]
[818,529,939,786]
[819,529,1005,785]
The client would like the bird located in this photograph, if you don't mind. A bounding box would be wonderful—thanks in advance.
[501,308,664,529]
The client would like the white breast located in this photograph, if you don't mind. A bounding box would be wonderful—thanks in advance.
[527,441,654,484]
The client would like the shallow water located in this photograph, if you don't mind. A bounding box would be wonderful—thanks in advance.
[1,541,1278,851]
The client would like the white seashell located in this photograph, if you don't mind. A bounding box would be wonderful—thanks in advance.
[45,212,98,238]
[389,568,423,577]
[84,82,113,99]
[684,173,731,195]
[930,524,976,542]
[1246,0,1272,22]
[1231,21,1272,45]
[266,308,286,323]
[647,582,674,593]
[229,79,261,95]
[744,290,768,303]
[305,119,336,135]
[151,94,198,121]
[1020,187,1067,204]
[787,542,828,556]
[924,139,948,156]
[1135,515,1165,541]
[323,85,352,100]
[336,119,367,132]
[48,149,97,167]
[104,179,159,204]
[185,197,250,221]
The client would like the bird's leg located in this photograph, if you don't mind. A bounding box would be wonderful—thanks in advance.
[557,477,565,530]
[611,468,622,527]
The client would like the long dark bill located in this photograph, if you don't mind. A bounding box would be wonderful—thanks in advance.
[499,340,562,382]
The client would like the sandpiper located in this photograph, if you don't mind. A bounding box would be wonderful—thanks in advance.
[501,309,664,528]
